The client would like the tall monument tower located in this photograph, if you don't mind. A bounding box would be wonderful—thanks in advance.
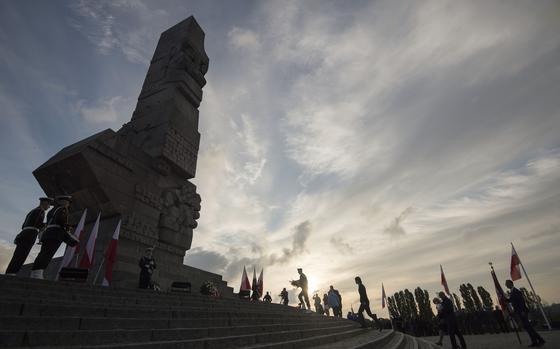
[32,17,230,293]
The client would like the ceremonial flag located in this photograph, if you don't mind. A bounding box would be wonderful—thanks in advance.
[251,267,259,297]
[440,265,450,295]
[510,244,522,281]
[240,266,251,292]
[382,283,387,309]
[101,220,121,287]
[491,267,508,311]
[79,213,100,269]
[257,268,264,296]
[56,209,87,279]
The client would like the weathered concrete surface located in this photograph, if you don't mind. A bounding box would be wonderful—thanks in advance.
[424,330,559,349]
[28,16,231,295]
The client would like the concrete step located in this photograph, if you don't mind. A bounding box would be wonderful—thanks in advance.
[0,293,303,316]
[0,276,237,302]
[0,299,336,322]
[306,329,395,349]
[0,314,345,331]
[6,324,358,349]
[240,328,367,349]
[0,322,354,347]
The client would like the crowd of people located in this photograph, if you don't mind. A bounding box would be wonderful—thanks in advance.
[4,199,548,348]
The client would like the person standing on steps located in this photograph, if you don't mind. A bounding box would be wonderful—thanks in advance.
[138,247,156,289]
[4,197,54,276]
[355,276,382,331]
[279,287,289,305]
[328,286,342,318]
[30,195,78,279]
[505,280,545,347]
[439,292,467,349]
[290,268,311,310]
[323,293,330,316]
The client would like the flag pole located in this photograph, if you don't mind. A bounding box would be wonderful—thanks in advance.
[490,262,522,344]
[93,257,105,285]
[511,243,552,330]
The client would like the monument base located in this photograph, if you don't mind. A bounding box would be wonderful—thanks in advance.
[18,257,233,297]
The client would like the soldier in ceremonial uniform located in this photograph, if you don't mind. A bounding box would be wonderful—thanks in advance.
[138,247,157,289]
[30,195,78,279]
[291,268,311,310]
[4,197,54,275]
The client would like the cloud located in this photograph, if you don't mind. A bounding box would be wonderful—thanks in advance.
[69,0,165,64]
[183,247,229,273]
[0,239,14,273]
[329,236,354,255]
[77,96,135,126]
[384,207,414,237]
[228,27,261,50]
[524,225,560,241]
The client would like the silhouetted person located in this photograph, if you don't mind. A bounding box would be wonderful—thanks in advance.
[505,280,545,347]
[31,196,78,279]
[263,291,272,303]
[493,306,509,333]
[433,297,446,346]
[439,292,467,349]
[291,268,311,310]
[313,293,324,314]
[138,247,156,289]
[5,197,53,275]
[279,287,289,305]
[323,293,330,316]
[355,276,382,330]
[329,285,342,317]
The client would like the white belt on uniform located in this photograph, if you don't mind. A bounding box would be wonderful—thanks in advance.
[46,224,61,229]
[22,226,39,232]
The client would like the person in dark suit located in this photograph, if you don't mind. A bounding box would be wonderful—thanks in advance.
[355,276,382,330]
[5,197,53,275]
[439,292,467,349]
[505,280,545,347]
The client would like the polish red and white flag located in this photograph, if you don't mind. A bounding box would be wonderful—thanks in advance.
[101,220,121,287]
[240,266,251,292]
[257,268,264,296]
[510,244,522,281]
[440,265,451,295]
[79,213,100,269]
[56,209,87,279]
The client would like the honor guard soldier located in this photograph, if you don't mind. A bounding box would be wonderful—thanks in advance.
[30,195,79,279]
[4,197,54,275]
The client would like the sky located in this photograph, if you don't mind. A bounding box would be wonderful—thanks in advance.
[0,0,559,316]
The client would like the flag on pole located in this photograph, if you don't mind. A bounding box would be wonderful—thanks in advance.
[56,209,87,279]
[101,220,121,287]
[257,268,264,296]
[79,213,100,269]
[440,265,450,295]
[491,267,508,311]
[251,267,259,298]
[240,266,251,292]
[381,283,387,309]
[510,244,522,281]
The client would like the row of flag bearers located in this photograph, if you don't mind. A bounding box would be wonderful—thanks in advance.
[4,196,122,287]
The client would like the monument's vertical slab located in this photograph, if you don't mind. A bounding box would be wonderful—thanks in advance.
[32,17,231,295]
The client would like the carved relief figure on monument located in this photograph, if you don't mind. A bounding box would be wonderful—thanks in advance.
[158,183,201,250]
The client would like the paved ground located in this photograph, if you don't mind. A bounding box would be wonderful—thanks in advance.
[423,330,559,349]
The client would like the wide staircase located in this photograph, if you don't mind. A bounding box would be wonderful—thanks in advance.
[0,275,437,349]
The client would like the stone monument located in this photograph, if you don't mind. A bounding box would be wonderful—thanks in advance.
[32,17,231,294]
